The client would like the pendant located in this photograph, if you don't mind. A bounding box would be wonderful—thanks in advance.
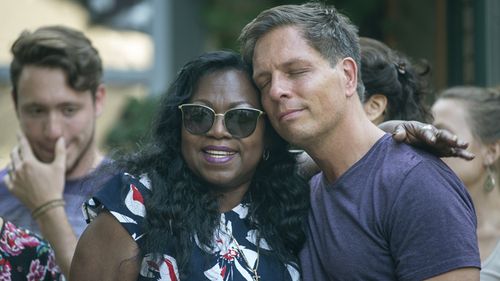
[252,271,260,281]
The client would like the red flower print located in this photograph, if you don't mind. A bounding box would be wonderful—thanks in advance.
[125,184,146,217]
[0,222,39,256]
[27,259,46,281]
[0,257,12,281]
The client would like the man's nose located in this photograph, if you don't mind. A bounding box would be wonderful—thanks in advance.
[43,113,64,140]
[268,75,292,100]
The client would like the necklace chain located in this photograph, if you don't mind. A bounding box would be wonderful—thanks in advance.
[226,226,260,281]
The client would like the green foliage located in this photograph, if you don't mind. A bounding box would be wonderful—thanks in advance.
[202,0,384,50]
[202,0,303,50]
[104,96,160,154]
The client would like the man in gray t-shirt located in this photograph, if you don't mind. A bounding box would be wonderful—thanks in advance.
[1,25,107,277]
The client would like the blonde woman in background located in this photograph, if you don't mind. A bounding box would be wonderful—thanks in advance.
[432,86,500,280]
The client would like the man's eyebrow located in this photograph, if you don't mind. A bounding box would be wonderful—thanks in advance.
[21,102,44,108]
[254,58,312,78]
[282,59,312,68]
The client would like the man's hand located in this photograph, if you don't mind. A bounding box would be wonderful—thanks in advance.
[391,121,475,160]
[4,133,66,211]
[5,133,76,278]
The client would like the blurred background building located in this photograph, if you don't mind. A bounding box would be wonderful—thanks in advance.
[0,0,498,164]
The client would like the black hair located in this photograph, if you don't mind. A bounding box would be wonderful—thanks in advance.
[112,51,309,277]
[360,37,432,122]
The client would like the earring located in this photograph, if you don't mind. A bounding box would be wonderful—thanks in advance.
[263,150,270,161]
[484,166,496,193]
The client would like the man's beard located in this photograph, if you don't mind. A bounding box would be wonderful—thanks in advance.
[65,124,96,177]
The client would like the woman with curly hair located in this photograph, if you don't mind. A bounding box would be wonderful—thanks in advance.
[69,51,309,281]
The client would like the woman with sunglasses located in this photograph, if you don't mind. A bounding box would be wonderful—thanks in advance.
[70,51,308,281]
[70,51,470,281]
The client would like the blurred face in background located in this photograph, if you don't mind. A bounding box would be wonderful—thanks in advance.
[15,65,104,177]
[432,98,487,189]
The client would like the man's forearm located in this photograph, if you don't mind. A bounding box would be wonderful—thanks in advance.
[35,206,77,278]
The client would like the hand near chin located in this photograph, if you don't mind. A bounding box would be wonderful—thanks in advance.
[391,120,475,160]
[4,133,66,212]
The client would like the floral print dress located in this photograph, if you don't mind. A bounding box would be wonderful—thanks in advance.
[83,173,301,281]
[0,219,62,281]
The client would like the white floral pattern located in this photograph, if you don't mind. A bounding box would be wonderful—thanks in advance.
[198,212,260,281]
[84,173,301,281]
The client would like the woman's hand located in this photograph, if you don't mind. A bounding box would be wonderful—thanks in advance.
[389,120,475,160]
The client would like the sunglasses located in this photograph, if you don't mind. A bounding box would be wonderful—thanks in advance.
[178,103,265,138]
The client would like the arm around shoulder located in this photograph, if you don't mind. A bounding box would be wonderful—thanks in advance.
[70,211,140,281]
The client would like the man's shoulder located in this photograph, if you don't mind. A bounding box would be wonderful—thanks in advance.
[366,137,422,172]
[366,136,455,186]
[382,140,467,196]
[378,136,445,169]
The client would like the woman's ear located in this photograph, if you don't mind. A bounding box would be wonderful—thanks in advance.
[483,140,500,166]
[363,94,388,125]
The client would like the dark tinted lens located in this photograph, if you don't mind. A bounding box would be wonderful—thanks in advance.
[225,109,261,138]
[182,105,214,134]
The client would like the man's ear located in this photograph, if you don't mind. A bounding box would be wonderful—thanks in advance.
[341,57,358,97]
[93,84,106,117]
[363,94,388,124]
[11,90,19,117]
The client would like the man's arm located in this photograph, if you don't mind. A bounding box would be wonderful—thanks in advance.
[35,205,78,277]
[4,135,75,277]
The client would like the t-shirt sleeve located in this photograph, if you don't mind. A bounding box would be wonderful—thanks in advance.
[83,172,149,241]
[387,160,481,281]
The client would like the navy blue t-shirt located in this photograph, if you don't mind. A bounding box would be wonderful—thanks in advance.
[300,134,480,281]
